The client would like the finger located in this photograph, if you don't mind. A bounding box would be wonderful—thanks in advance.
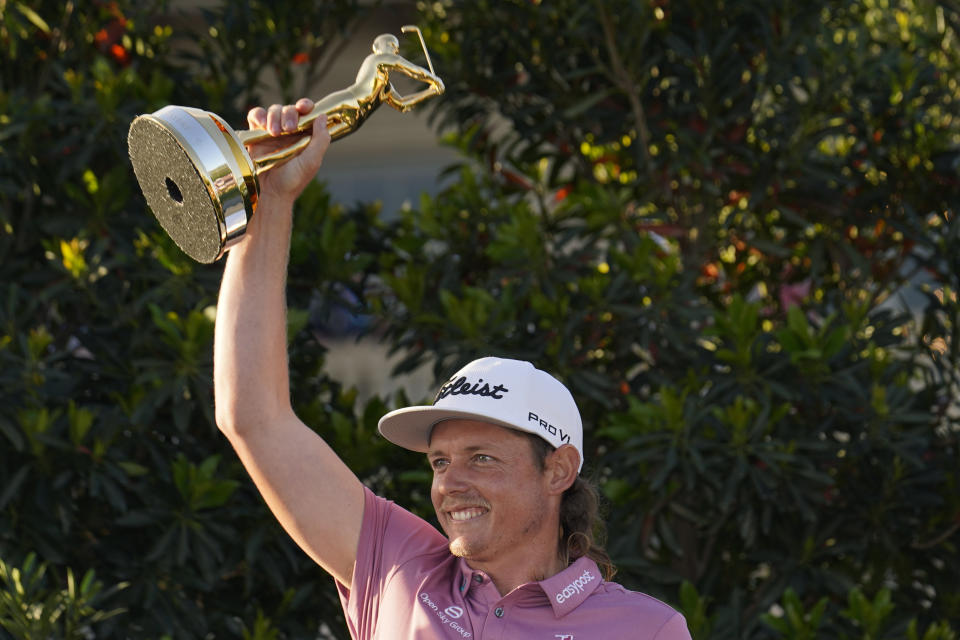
[247,106,267,130]
[295,98,314,114]
[281,104,299,133]
[266,104,284,136]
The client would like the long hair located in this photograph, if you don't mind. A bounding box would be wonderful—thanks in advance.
[525,433,617,580]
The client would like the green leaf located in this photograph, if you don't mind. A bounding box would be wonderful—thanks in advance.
[16,3,51,34]
[0,466,30,510]
[562,87,617,119]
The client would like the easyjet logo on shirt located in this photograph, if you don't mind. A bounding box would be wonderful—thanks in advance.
[554,570,595,604]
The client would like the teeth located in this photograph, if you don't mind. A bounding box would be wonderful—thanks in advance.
[449,508,485,522]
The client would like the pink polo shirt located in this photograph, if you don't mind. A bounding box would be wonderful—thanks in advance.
[336,487,691,640]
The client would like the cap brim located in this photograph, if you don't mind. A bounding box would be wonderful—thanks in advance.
[378,405,533,453]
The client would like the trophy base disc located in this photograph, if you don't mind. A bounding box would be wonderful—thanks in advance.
[128,117,226,264]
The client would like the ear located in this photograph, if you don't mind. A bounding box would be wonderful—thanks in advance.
[543,444,580,496]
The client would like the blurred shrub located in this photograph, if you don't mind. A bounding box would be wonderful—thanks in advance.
[2,0,958,639]
[0,1,393,638]
[363,0,960,637]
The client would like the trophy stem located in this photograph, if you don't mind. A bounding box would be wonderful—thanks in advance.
[237,129,313,174]
[236,120,317,147]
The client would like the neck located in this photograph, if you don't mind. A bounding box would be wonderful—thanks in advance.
[466,545,567,596]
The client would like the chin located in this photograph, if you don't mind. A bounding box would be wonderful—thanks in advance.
[449,537,484,559]
[449,538,470,558]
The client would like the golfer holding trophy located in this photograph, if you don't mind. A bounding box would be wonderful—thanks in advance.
[128,27,691,639]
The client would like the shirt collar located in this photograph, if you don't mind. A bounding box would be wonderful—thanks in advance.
[539,556,603,618]
[456,555,603,617]
[456,558,490,597]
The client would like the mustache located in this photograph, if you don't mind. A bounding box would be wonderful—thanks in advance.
[439,498,491,511]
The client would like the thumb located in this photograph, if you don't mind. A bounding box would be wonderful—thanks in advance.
[299,115,332,173]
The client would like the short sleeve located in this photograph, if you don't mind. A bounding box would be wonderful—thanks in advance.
[654,612,692,640]
[336,486,447,639]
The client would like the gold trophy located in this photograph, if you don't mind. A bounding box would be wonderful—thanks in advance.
[128,26,444,263]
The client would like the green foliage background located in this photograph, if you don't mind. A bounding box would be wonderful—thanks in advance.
[1,0,958,638]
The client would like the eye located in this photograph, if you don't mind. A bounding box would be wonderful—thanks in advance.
[429,457,449,471]
[473,454,493,463]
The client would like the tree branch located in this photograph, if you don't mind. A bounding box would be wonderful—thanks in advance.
[912,519,960,550]
[595,0,652,178]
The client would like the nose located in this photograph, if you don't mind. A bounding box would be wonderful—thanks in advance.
[434,462,471,497]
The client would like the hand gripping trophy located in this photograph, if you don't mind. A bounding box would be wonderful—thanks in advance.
[128,27,444,263]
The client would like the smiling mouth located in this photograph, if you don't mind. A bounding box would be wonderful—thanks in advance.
[448,507,487,522]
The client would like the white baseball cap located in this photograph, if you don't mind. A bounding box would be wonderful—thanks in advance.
[378,356,584,472]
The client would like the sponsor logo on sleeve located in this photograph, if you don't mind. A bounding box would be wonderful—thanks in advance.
[554,570,595,604]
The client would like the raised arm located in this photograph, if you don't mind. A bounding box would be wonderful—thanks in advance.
[214,99,365,587]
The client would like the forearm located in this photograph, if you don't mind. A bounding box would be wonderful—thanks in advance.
[209,103,363,585]
[214,197,296,436]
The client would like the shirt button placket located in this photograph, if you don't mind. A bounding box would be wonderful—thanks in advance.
[481,603,508,640]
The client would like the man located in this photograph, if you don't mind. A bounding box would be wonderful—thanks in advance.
[214,99,691,639]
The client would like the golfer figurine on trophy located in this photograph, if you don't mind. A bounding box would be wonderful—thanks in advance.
[128,26,444,263]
